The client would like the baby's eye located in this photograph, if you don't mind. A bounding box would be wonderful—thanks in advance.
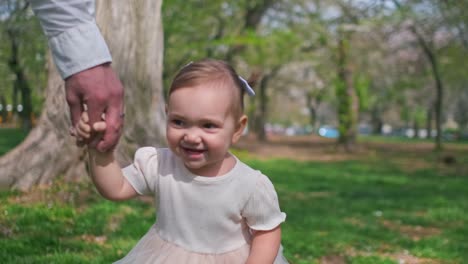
[203,123,218,129]
[171,119,184,127]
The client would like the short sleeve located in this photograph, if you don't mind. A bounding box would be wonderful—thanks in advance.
[122,147,159,195]
[242,174,286,231]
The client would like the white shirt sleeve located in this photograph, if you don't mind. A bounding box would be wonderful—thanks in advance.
[30,0,112,79]
[242,174,287,231]
[122,147,160,196]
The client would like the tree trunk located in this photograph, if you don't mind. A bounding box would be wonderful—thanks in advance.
[426,106,433,138]
[392,0,444,150]
[306,92,317,132]
[256,74,270,142]
[370,107,383,135]
[0,0,165,191]
[336,31,359,152]
[413,120,420,139]
[0,96,7,123]
[254,66,280,142]
[408,25,444,150]
[7,28,33,130]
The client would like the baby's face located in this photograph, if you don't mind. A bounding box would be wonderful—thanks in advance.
[166,82,245,176]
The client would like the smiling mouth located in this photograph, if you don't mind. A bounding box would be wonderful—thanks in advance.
[181,147,205,157]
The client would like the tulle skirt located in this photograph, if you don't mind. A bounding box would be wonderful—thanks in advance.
[113,225,288,264]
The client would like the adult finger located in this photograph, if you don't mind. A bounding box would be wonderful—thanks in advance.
[86,97,107,130]
[93,121,107,132]
[96,105,123,152]
[65,90,82,127]
[86,96,108,148]
[96,67,124,152]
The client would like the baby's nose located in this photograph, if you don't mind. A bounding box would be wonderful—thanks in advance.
[183,130,201,143]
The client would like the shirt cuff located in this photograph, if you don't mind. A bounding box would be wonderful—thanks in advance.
[48,22,112,79]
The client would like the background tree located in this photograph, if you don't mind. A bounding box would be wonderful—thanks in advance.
[0,0,165,191]
[163,0,286,141]
[390,0,452,150]
[0,0,46,129]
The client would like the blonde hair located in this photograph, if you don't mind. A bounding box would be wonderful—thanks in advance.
[169,59,246,119]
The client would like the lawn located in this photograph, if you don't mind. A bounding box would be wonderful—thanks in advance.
[0,128,29,156]
[1,130,467,263]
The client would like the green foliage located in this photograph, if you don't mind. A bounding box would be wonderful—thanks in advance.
[355,74,370,111]
[244,28,302,70]
[161,0,248,92]
[413,106,426,127]
[399,104,411,124]
[334,76,357,141]
[0,1,47,118]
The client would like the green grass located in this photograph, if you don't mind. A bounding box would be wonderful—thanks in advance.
[249,158,468,263]
[1,132,467,263]
[0,128,29,155]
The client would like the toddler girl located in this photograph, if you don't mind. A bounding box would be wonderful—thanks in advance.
[74,59,288,263]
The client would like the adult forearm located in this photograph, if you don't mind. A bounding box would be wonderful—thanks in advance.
[246,226,282,264]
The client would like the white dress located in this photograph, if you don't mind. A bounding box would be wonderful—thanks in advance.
[116,147,288,263]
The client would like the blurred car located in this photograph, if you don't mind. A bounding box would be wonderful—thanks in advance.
[285,126,311,136]
[318,126,339,138]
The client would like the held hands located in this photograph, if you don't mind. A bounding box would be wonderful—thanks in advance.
[65,63,124,152]
[72,108,107,149]
[74,108,137,201]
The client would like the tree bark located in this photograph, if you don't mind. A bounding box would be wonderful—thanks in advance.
[336,31,359,152]
[306,92,317,131]
[426,106,433,138]
[0,96,7,123]
[254,66,280,142]
[256,73,270,142]
[0,0,165,191]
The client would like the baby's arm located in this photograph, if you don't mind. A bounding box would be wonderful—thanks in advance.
[74,112,137,201]
[246,225,282,264]
[88,149,138,201]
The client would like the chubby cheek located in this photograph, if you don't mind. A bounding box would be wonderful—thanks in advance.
[207,135,231,154]
[166,127,180,149]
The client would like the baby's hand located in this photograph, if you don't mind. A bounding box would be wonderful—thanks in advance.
[71,110,107,146]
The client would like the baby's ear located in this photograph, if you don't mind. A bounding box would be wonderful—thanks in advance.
[232,115,248,144]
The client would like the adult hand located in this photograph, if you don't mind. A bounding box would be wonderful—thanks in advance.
[65,63,124,152]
